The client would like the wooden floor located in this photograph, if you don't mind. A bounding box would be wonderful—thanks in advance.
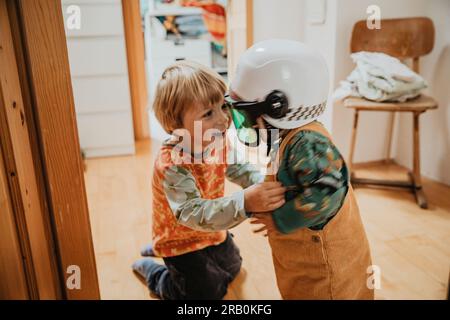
[84,139,450,300]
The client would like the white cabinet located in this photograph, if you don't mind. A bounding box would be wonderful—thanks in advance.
[63,0,135,158]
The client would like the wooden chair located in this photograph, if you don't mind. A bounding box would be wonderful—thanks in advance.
[345,17,438,209]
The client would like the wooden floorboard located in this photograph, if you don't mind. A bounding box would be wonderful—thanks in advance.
[84,140,450,300]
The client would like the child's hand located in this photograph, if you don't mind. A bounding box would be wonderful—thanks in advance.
[244,182,286,213]
[249,212,278,237]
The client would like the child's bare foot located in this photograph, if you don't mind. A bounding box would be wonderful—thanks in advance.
[140,243,156,257]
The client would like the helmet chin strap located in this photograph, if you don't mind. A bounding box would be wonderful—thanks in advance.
[262,119,280,156]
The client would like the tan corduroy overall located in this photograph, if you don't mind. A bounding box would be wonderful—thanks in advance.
[266,122,374,300]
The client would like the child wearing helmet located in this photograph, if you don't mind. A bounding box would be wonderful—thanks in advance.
[228,39,374,300]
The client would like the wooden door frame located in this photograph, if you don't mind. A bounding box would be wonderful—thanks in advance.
[246,0,254,48]
[122,0,149,140]
[0,69,30,300]
[1,0,100,299]
[1,0,62,299]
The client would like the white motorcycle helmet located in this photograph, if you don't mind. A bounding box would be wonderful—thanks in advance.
[228,39,329,146]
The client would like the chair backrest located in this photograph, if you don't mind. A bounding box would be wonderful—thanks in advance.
[350,17,435,73]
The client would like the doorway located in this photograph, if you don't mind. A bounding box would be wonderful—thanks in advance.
[64,0,259,299]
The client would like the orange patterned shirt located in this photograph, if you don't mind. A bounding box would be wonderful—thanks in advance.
[151,141,262,257]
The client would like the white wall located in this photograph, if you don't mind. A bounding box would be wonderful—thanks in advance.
[301,0,338,132]
[252,0,334,130]
[394,0,450,185]
[252,0,450,185]
[253,0,304,43]
[331,0,449,185]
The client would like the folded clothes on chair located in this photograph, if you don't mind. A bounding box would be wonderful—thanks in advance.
[333,51,427,102]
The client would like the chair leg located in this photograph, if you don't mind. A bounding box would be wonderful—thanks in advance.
[412,111,427,209]
[385,112,396,163]
[348,110,359,174]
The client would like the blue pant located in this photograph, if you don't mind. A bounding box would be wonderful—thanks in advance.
[149,233,242,300]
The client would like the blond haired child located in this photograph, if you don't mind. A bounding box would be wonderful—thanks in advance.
[132,61,286,299]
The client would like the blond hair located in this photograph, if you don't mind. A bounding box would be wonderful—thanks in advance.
[153,61,227,134]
